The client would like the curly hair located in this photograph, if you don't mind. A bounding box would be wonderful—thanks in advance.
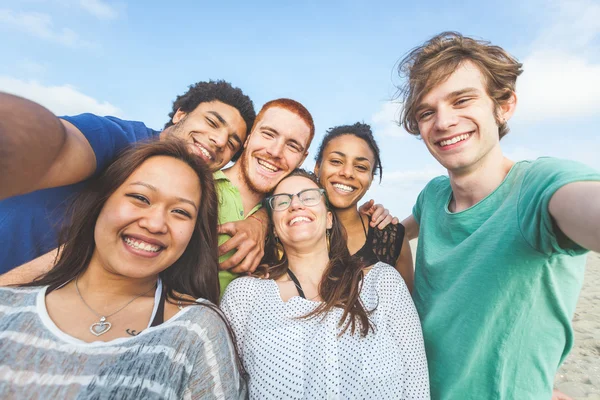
[314,122,382,183]
[397,31,523,139]
[165,80,256,161]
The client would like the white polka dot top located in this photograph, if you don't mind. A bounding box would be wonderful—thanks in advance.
[221,262,430,399]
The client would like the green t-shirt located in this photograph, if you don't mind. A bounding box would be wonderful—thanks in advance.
[412,158,600,400]
[214,171,262,294]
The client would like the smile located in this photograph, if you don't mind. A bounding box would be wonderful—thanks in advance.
[123,236,163,253]
[437,133,471,147]
[192,141,214,161]
[289,216,313,226]
[332,183,356,193]
[257,158,280,173]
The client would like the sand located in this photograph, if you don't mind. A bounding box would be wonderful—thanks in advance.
[555,252,600,399]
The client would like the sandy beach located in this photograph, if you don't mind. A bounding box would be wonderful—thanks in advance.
[555,251,600,399]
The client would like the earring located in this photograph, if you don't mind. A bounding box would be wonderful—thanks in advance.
[326,229,331,252]
[275,236,284,261]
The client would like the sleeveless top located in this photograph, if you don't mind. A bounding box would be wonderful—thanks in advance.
[352,221,405,267]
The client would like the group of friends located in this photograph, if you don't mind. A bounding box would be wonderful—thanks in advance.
[0,31,599,400]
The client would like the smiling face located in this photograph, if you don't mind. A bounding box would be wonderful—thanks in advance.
[314,134,375,211]
[415,61,515,174]
[271,176,332,249]
[169,100,247,171]
[239,107,311,194]
[92,155,201,280]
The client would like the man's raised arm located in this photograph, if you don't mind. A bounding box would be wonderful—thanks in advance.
[0,92,96,200]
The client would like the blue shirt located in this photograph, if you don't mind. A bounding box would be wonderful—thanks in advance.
[0,114,159,273]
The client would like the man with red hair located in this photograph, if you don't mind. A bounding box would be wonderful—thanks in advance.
[216,99,315,290]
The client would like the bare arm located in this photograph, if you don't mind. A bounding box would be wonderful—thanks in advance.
[358,199,399,229]
[0,93,96,200]
[217,208,268,274]
[0,248,59,286]
[395,234,414,294]
[549,181,600,252]
[402,214,420,241]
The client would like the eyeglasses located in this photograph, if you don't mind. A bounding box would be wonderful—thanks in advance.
[267,188,326,211]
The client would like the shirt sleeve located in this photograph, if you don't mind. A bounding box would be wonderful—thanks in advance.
[185,305,247,399]
[60,114,158,174]
[220,277,258,358]
[518,157,600,256]
[375,264,430,399]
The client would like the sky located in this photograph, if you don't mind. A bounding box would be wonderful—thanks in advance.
[1,0,599,218]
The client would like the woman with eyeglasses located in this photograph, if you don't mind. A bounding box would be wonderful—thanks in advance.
[221,169,429,399]
[314,122,415,292]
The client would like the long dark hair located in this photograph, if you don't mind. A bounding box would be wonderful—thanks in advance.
[24,139,222,303]
[260,169,373,337]
[21,139,247,376]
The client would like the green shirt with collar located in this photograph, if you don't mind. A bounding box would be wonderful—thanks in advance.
[214,170,262,294]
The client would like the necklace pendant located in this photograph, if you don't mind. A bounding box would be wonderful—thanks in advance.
[90,317,111,336]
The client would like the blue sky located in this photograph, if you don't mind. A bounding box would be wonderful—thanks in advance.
[1,0,599,218]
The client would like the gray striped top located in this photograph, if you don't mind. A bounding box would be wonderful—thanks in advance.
[0,286,246,399]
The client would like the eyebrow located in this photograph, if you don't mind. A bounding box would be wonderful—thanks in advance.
[416,87,481,114]
[330,150,372,163]
[129,182,198,211]
[262,126,306,152]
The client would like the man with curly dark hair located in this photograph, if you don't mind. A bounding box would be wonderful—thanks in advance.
[0,80,258,275]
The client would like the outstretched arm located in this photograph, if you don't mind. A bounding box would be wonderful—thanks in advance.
[0,247,59,286]
[0,93,96,200]
[549,181,600,252]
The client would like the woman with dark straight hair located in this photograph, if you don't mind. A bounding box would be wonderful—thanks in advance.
[0,139,246,398]
[221,169,429,399]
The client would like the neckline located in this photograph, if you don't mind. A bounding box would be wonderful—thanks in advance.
[36,284,191,346]
[271,263,381,305]
[444,160,522,215]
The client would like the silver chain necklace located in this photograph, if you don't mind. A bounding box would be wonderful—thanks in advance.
[75,276,156,337]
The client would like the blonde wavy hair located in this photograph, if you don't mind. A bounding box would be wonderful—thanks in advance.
[397,31,523,139]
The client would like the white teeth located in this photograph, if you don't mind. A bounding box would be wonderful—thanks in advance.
[439,134,470,147]
[333,183,355,193]
[257,159,278,172]
[290,216,311,226]
[124,237,161,253]
[194,143,213,160]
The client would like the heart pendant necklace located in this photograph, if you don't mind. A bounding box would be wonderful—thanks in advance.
[75,276,156,337]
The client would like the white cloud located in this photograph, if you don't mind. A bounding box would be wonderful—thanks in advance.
[0,9,90,47]
[0,75,121,116]
[78,0,119,20]
[371,101,410,139]
[515,0,600,122]
[515,51,600,122]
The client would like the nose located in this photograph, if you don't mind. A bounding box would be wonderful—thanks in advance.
[339,163,354,178]
[433,105,459,132]
[209,128,229,149]
[266,138,285,159]
[289,194,305,211]
[138,206,168,234]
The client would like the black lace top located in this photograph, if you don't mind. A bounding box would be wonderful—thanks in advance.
[352,223,405,267]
